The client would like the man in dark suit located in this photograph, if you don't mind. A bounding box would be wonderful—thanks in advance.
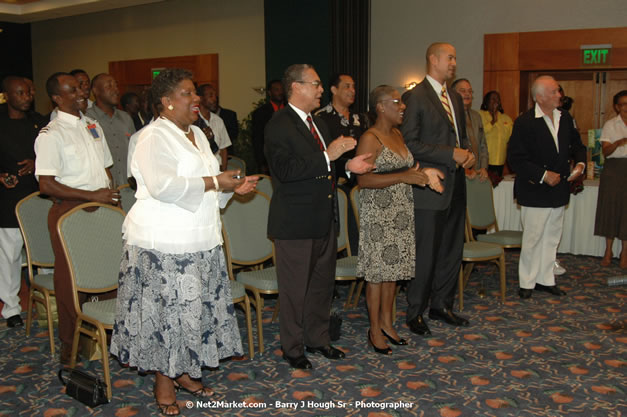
[507,75,586,299]
[252,79,284,174]
[265,64,372,369]
[400,42,476,336]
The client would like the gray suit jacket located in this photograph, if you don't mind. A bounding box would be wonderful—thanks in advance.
[400,80,470,210]
[466,108,489,170]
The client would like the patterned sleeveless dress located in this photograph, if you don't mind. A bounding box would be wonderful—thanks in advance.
[356,135,416,282]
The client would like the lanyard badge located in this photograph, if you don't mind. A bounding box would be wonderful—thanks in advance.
[87,123,100,140]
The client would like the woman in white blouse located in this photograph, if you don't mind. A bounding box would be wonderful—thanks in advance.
[595,90,627,269]
[110,69,257,416]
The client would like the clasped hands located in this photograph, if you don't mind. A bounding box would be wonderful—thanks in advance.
[0,159,36,189]
[544,163,584,187]
[453,148,475,169]
[406,163,445,194]
[216,170,259,195]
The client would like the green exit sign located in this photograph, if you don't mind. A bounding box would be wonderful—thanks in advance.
[151,67,165,79]
[581,44,612,66]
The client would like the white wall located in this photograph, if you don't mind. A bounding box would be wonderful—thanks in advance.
[370,0,627,100]
[31,0,265,118]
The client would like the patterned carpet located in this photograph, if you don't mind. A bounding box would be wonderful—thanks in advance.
[0,252,625,417]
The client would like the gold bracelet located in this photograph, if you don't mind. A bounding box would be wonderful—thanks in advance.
[212,176,220,191]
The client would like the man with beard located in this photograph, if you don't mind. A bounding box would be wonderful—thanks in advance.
[35,72,118,364]
[86,73,135,187]
[0,76,47,328]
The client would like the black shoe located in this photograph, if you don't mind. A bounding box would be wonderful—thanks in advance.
[534,284,566,296]
[407,315,431,336]
[518,288,533,299]
[305,345,345,360]
[6,315,23,328]
[282,353,312,369]
[367,330,392,355]
[381,328,407,346]
[428,308,470,327]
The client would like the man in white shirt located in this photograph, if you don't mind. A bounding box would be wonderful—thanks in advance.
[195,84,231,171]
[507,76,586,299]
[35,72,119,364]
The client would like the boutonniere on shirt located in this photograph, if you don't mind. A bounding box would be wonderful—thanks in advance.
[352,114,360,126]
[87,123,100,140]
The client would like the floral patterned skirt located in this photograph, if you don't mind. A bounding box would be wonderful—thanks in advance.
[110,244,242,378]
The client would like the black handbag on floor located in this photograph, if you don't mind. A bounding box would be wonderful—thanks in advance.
[58,368,109,407]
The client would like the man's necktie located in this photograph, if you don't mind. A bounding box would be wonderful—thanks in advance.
[440,87,460,147]
[306,115,325,150]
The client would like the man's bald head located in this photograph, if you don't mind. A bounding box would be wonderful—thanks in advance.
[426,42,457,83]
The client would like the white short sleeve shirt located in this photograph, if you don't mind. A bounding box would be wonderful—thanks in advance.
[34,110,113,191]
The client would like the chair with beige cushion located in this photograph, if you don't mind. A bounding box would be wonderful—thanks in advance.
[459,218,506,311]
[466,177,522,249]
[221,191,277,355]
[15,191,56,355]
[335,188,360,309]
[58,203,125,400]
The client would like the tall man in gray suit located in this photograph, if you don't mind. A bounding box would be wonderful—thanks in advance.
[401,43,476,335]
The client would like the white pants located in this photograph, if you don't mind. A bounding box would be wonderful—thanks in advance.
[0,228,24,318]
[519,206,565,289]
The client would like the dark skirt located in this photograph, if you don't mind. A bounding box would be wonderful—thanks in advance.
[594,157,627,240]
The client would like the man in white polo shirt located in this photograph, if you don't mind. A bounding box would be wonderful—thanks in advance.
[34,72,120,364]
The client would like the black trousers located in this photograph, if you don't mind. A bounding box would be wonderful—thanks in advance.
[406,169,465,321]
[274,222,337,358]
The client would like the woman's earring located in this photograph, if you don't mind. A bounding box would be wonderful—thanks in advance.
[168,104,174,111]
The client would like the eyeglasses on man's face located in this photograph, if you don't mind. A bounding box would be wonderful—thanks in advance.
[380,99,401,104]
[296,80,322,87]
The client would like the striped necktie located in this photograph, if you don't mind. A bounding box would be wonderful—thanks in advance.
[306,115,325,150]
[440,86,455,127]
[440,86,460,147]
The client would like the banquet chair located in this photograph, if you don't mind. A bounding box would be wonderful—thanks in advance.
[335,188,360,310]
[15,191,57,355]
[58,202,125,400]
[222,191,277,355]
[348,185,365,307]
[226,156,246,175]
[459,218,506,312]
[254,174,273,197]
[117,183,136,213]
[466,177,522,249]
[221,232,255,359]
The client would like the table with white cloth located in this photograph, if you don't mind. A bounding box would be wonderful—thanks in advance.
[492,175,621,258]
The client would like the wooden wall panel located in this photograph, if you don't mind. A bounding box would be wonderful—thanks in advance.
[484,32,519,71]
[483,70,520,117]
[108,54,219,95]
[518,27,627,71]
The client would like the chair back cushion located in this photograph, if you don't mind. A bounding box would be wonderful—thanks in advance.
[118,186,137,213]
[350,185,360,226]
[59,204,125,291]
[221,191,272,264]
[466,177,497,229]
[337,188,350,252]
[16,192,55,266]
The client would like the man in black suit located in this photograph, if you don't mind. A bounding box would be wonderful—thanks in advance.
[252,79,284,174]
[265,64,372,369]
[400,42,476,336]
[507,75,586,299]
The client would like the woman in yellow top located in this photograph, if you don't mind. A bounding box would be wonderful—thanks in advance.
[479,91,513,177]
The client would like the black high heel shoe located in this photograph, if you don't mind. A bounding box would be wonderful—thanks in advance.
[173,380,214,398]
[381,328,408,346]
[368,330,392,355]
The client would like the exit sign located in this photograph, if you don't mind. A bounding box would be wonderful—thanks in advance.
[580,44,612,66]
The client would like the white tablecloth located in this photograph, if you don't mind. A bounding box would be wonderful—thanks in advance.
[492,176,621,258]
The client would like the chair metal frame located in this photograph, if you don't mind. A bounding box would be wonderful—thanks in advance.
[221,228,257,359]
[459,217,506,311]
[15,191,56,355]
[335,187,360,309]
[58,202,125,400]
